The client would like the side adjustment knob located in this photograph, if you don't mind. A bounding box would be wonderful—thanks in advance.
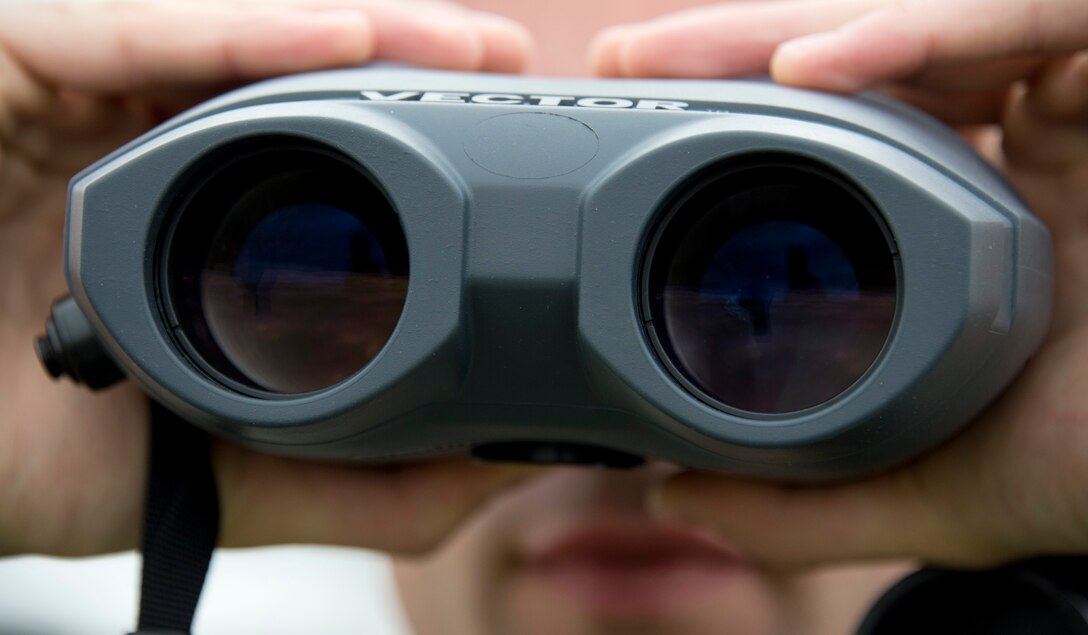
[36,296,125,390]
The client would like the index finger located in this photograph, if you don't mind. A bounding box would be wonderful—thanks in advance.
[0,2,373,95]
[772,0,1088,92]
[590,0,881,78]
[0,0,529,98]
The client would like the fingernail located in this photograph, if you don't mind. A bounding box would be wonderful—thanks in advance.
[472,12,534,72]
[774,32,859,92]
[590,25,631,76]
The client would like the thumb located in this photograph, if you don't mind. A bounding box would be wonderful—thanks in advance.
[215,443,544,554]
[649,468,1008,569]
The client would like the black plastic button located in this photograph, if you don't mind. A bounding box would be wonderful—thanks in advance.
[472,442,645,469]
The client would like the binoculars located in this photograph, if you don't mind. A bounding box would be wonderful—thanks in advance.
[40,67,1052,481]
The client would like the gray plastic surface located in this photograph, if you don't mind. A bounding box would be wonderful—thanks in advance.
[63,68,1052,481]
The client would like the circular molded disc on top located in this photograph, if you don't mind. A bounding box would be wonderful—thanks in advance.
[464,112,599,179]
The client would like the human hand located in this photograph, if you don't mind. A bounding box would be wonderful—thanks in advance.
[0,0,534,558]
[592,0,1088,569]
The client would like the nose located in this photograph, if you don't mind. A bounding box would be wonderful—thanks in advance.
[537,460,684,513]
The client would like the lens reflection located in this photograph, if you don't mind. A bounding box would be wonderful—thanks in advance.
[646,160,896,414]
[169,143,409,394]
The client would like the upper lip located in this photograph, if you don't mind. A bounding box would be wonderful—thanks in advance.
[520,517,747,571]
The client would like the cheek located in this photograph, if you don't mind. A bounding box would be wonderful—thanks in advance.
[393,554,493,635]
[392,491,524,635]
[397,538,507,632]
[782,562,915,635]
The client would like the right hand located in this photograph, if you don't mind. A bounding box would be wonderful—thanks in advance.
[0,0,535,558]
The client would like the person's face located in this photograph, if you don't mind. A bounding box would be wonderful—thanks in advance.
[396,13,905,632]
[394,465,909,635]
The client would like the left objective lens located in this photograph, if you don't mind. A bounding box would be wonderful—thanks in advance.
[166,141,409,395]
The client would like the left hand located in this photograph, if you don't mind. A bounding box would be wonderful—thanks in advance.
[591,0,1088,570]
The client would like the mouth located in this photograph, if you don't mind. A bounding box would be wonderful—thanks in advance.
[518,517,752,616]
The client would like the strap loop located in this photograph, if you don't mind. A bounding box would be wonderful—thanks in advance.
[131,401,220,635]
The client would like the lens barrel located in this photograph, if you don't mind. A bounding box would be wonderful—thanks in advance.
[164,139,409,395]
[643,157,898,415]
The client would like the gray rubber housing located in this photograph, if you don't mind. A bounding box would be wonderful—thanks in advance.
[63,67,1052,481]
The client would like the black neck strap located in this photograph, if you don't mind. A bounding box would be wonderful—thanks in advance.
[130,401,220,635]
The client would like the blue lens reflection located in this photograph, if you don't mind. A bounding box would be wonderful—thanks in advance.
[200,201,407,394]
[652,166,898,415]
[234,203,389,293]
[700,221,858,336]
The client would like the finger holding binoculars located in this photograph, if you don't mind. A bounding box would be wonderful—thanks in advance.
[650,330,1088,569]
[212,444,542,552]
[590,0,880,79]
[181,0,532,73]
[1002,52,1088,173]
[999,51,1088,330]
[0,0,529,97]
[769,0,1088,92]
[364,2,530,74]
[875,57,1045,125]
[592,0,1086,102]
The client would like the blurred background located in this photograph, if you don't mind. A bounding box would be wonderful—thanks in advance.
[0,546,413,634]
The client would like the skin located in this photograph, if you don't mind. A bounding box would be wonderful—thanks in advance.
[1,0,1086,633]
[394,465,910,635]
[0,0,538,557]
[585,0,1088,571]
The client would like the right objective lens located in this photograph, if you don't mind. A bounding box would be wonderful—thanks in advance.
[644,158,897,415]
[166,141,409,395]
